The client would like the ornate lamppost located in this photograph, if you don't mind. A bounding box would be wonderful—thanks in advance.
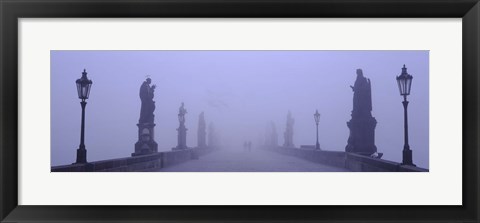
[314,109,321,150]
[396,65,415,166]
[75,69,92,164]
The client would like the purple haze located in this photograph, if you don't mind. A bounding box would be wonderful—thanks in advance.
[51,50,429,169]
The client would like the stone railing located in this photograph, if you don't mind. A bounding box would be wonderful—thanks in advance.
[51,147,216,172]
[264,146,428,172]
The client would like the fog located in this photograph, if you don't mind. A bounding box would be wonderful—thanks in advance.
[51,51,429,168]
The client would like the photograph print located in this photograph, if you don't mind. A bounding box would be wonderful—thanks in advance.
[51,50,429,172]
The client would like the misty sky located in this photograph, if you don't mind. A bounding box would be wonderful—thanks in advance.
[51,51,429,169]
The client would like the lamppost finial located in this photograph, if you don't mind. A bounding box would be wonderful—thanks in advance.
[401,65,408,75]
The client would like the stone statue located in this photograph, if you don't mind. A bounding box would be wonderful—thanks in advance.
[345,69,377,155]
[139,78,156,123]
[197,112,207,147]
[174,102,188,150]
[133,77,158,156]
[350,69,372,117]
[283,111,295,147]
[178,102,187,125]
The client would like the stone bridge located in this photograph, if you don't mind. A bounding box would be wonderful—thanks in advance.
[52,68,428,172]
[156,148,346,172]
[51,146,427,172]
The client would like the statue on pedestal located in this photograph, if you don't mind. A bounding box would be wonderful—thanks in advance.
[283,111,295,147]
[345,69,377,155]
[133,78,158,156]
[174,102,188,150]
[197,112,207,147]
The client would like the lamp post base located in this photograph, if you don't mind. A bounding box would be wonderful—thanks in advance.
[401,148,415,166]
[315,142,321,150]
[75,148,87,164]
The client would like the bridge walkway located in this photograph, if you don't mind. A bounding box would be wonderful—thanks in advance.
[156,147,349,172]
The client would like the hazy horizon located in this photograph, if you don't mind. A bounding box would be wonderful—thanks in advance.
[51,50,429,169]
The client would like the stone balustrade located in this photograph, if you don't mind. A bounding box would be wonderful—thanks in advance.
[51,147,216,172]
[264,146,428,172]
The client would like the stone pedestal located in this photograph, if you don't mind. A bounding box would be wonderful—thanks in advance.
[345,116,377,155]
[132,123,158,156]
[283,127,294,148]
[173,124,188,150]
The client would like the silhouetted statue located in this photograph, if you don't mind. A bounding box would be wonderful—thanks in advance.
[350,70,372,118]
[174,102,188,150]
[178,102,187,125]
[283,111,295,147]
[197,112,207,147]
[345,69,377,155]
[133,78,158,156]
[139,78,156,123]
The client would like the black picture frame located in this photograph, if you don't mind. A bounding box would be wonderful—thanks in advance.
[1,0,479,222]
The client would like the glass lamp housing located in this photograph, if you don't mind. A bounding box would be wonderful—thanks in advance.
[314,110,320,124]
[76,69,93,100]
[396,65,413,96]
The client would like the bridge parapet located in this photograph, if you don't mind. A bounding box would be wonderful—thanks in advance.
[51,147,216,172]
[268,146,346,169]
[264,146,428,172]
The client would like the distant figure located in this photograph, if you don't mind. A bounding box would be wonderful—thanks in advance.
[139,78,156,123]
[178,102,187,125]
